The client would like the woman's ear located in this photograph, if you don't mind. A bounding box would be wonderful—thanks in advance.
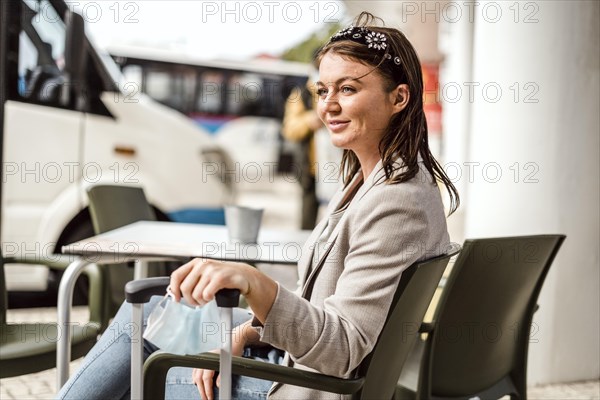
[392,84,410,113]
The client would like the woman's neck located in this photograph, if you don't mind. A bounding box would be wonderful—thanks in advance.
[356,152,381,181]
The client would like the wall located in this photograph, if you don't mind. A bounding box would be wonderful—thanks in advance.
[463,0,599,384]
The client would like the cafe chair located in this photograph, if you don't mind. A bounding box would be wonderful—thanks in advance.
[395,235,566,400]
[126,245,461,399]
[86,184,171,330]
[0,252,103,378]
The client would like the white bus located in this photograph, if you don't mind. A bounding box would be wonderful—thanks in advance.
[108,45,312,191]
[1,0,233,299]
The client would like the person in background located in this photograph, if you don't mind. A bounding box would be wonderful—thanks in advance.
[281,73,322,229]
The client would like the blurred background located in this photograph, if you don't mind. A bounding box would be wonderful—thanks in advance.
[1,0,598,396]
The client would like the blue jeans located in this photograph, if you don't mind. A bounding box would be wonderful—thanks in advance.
[56,296,278,400]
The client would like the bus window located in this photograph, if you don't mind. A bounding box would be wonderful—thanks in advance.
[17,33,37,96]
[180,69,196,115]
[145,70,171,103]
[227,72,262,116]
[18,0,67,104]
[122,64,142,88]
[197,71,224,114]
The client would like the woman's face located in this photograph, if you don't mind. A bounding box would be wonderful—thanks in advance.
[316,52,400,159]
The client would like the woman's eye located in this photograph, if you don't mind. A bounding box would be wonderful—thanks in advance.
[316,88,328,96]
[341,86,355,93]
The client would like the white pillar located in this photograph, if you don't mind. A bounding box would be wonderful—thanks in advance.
[465,0,599,384]
[439,2,476,242]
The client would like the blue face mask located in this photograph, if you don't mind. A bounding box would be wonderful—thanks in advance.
[143,291,222,355]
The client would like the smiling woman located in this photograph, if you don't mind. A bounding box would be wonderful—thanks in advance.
[57,12,459,400]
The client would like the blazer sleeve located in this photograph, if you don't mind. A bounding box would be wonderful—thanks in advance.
[258,182,444,377]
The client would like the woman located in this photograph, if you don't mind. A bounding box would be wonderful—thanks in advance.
[57,12,459,400]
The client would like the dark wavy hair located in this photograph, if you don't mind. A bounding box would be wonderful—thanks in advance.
[315,12,459,215]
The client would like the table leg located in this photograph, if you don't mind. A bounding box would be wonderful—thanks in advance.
[134,260,149,280]
[57,258,92,389]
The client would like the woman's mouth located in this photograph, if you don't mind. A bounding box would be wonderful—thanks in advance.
[327,120,350,133]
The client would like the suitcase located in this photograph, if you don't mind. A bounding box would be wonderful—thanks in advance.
[125,277,240,400]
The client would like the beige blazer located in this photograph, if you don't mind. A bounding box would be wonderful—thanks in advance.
[257,159,451,400]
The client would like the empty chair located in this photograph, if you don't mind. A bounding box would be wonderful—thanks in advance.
[0,252,103,378]
[87,185,157,234]
[86,185,165,329]
[396,235,566,400]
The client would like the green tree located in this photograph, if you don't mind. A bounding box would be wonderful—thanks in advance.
[281,23,341,63]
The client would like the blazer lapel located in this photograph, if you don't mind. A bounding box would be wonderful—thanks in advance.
[295,180,348,284]
[300,161,386,297]
[296,215,327,285]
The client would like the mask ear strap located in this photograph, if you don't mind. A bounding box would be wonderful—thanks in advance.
[157,287,174,306]
[165,286,202,309]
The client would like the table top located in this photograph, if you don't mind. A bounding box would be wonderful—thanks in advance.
[62,221,312,265]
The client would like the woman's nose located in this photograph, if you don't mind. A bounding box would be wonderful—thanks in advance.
[322,93,341,113]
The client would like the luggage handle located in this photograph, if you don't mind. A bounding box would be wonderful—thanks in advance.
[128,284,240,400]
[215,288,240,308]
[216,288,240,400]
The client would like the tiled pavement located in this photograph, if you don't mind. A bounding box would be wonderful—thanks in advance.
[1,306,87,400]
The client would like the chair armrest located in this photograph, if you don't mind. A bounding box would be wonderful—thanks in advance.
[3,254,72,270]
[125,277,170,303]
[144,351,365,398]
[3,255,105,327]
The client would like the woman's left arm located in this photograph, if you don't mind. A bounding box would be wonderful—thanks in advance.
[258,181,449,377]
[169,259,278,322]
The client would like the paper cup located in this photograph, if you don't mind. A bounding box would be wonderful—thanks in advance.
[224,206,263,244]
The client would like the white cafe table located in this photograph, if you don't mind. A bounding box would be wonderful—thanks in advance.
[57,220,311,388]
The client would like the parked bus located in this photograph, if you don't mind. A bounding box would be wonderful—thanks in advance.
[1,0,233,298]
[108,46,312,187]
[109,45,311,132]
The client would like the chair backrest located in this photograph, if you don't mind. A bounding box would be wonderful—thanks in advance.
[424,235,565,398]
[357,245,460,400]
[87,185,156,234]
[86,185,158,327]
